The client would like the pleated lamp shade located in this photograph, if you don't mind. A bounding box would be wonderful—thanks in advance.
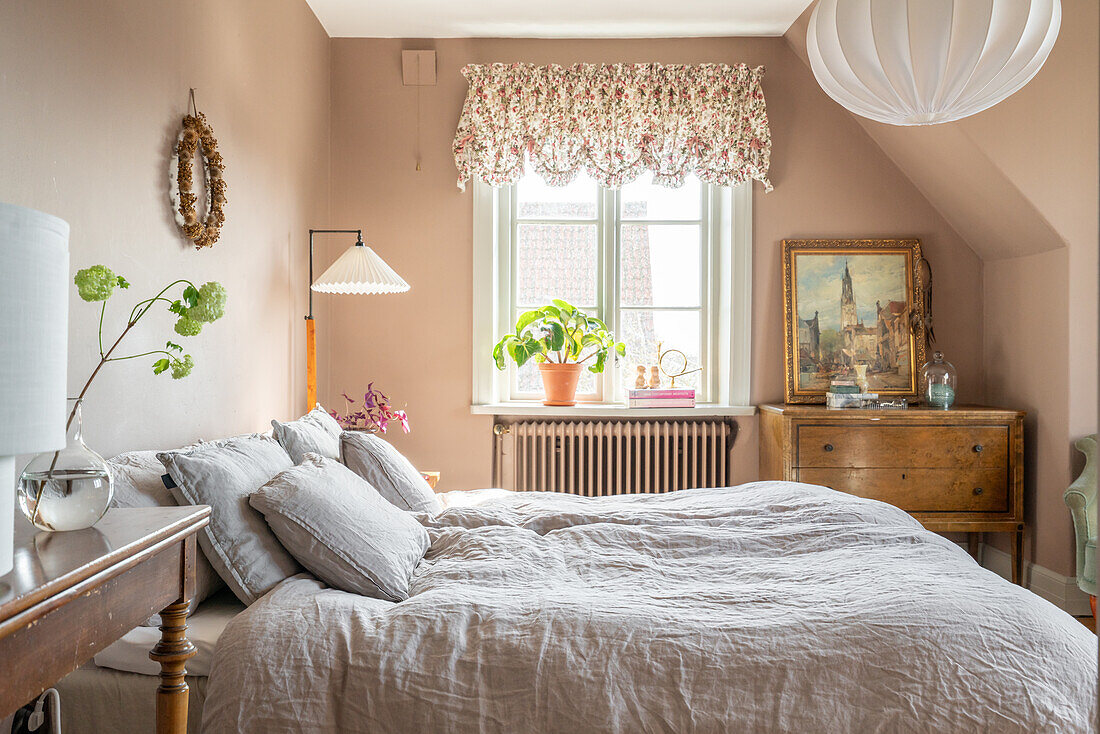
[311,243,410,295]
[807,0,1061,126]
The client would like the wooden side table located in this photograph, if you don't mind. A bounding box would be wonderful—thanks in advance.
[759,404,1026,584]
[0,506,210,734]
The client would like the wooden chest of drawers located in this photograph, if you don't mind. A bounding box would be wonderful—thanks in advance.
[759,404,1025,583]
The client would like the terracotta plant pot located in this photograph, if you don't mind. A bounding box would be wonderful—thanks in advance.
[538,363,583,406]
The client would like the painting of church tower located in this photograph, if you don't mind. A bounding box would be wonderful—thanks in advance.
[788,242,922,397]
[840,261,859,330]
[838,260,878,366]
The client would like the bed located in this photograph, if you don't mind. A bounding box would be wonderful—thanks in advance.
[191,481,1096,733]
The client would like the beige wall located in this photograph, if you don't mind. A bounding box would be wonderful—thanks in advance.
[327,36,983,492]
[0,0,331,457]
[786,0,1098,575]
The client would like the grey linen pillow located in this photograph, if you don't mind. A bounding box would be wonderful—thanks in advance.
[271,405,342,464]
[159,434,301,605]
[108,450,225,622]
[341,431,442,514]
[249,454,429,601]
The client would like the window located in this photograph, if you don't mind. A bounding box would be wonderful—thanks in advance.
[472,171,752,410]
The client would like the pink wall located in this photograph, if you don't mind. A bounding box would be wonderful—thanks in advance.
[326,36,983,491]
[0,0,332,457]
[984,251,1072,572]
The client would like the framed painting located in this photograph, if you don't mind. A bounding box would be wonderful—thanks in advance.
[782,239,926,404]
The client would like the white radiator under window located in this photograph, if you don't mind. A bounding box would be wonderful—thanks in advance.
[493,420,734,495]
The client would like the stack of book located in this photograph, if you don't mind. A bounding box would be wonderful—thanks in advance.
[626,388,696,408]
[825,380,877,409]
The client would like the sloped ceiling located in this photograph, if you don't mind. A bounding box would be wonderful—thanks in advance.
[784,0,1098,262]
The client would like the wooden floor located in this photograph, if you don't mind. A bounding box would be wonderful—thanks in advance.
[1074,616,1096,633]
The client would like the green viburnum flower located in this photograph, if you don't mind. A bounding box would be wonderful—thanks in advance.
[173,317,203,337]
[184,282,227,323]
[170,354,194,379]
[74,265,121,302]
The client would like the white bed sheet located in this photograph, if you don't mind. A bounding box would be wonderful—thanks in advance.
[93,589,244,677]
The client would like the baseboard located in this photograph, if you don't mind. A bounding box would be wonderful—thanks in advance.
[974,543,1093,616]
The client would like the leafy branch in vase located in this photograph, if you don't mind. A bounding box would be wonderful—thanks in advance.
[34,266,228,523]
[67,265,228,424]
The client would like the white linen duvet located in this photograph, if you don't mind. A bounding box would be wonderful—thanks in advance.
[203,482,1097,733]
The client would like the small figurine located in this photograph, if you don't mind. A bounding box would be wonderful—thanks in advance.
[648,365,662,389]
[634,365,648,389]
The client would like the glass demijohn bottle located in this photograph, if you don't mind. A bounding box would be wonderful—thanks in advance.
[18,398,113,531]
[921,351,957,410]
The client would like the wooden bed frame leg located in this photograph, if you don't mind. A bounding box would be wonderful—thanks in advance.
[150,600,196,734]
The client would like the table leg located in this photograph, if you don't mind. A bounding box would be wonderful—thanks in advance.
[1011,528,1024,586]
[150,600,196,734]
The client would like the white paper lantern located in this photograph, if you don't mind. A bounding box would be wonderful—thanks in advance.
[807,0,1061,126]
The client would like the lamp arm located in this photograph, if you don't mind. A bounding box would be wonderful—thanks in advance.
[307,228,363,321]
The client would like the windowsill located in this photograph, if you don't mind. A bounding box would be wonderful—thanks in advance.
[469,402,757,418]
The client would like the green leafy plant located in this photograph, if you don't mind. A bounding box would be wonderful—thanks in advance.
[68,266,227,423]
[492,299,626,373]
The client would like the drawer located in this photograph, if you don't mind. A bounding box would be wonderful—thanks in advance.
[796,425,1008,468]
[798,467,1009,513]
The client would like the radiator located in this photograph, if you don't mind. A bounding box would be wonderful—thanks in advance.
[493,420,734,495]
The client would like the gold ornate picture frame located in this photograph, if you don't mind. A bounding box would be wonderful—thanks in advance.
[782,239,927,404]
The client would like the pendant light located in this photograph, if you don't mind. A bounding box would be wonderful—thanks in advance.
[807,0,1061,126]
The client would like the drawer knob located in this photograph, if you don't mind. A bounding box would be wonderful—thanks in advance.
[973,444,984,453]
[973,487,984,495]
[823,443,834,452]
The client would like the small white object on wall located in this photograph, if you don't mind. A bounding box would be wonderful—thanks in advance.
[0,202,70,577]
[807,0,1061,126]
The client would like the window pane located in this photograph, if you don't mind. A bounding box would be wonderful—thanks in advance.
[620,310,703,391]
[620,225,701,307]
[517,173,598,219]
[516,224,598,306]
[515,360,597,396]
[621,172,701,220]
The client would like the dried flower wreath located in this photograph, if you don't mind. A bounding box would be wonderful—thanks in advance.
[169,97,226,249]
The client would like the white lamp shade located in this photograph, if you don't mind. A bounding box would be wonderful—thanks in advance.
[807,0,1061,126]
[311,244,410,295]
[0,202,69,454]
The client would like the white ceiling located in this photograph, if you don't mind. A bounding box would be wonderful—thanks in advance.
[304,0,815,39]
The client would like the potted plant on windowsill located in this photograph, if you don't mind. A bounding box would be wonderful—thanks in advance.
[492,300,626,406]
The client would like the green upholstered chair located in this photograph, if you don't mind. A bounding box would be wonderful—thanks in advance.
[1064,434,1097,616]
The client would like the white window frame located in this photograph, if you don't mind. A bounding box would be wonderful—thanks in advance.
[471,176,753,415]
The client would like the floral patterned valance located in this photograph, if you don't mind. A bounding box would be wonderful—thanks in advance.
[453,63,772,192]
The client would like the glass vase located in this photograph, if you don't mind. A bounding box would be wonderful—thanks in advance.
[921,351,957,410]
[18,398,113,531]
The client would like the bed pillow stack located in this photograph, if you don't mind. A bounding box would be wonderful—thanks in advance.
[151,407,440,608]
[270,405,343,463]
[249,454,429,601]
[159,434,302,605]
[341,431,442,514]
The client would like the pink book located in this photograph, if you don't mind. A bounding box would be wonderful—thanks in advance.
[626,388,696,399]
